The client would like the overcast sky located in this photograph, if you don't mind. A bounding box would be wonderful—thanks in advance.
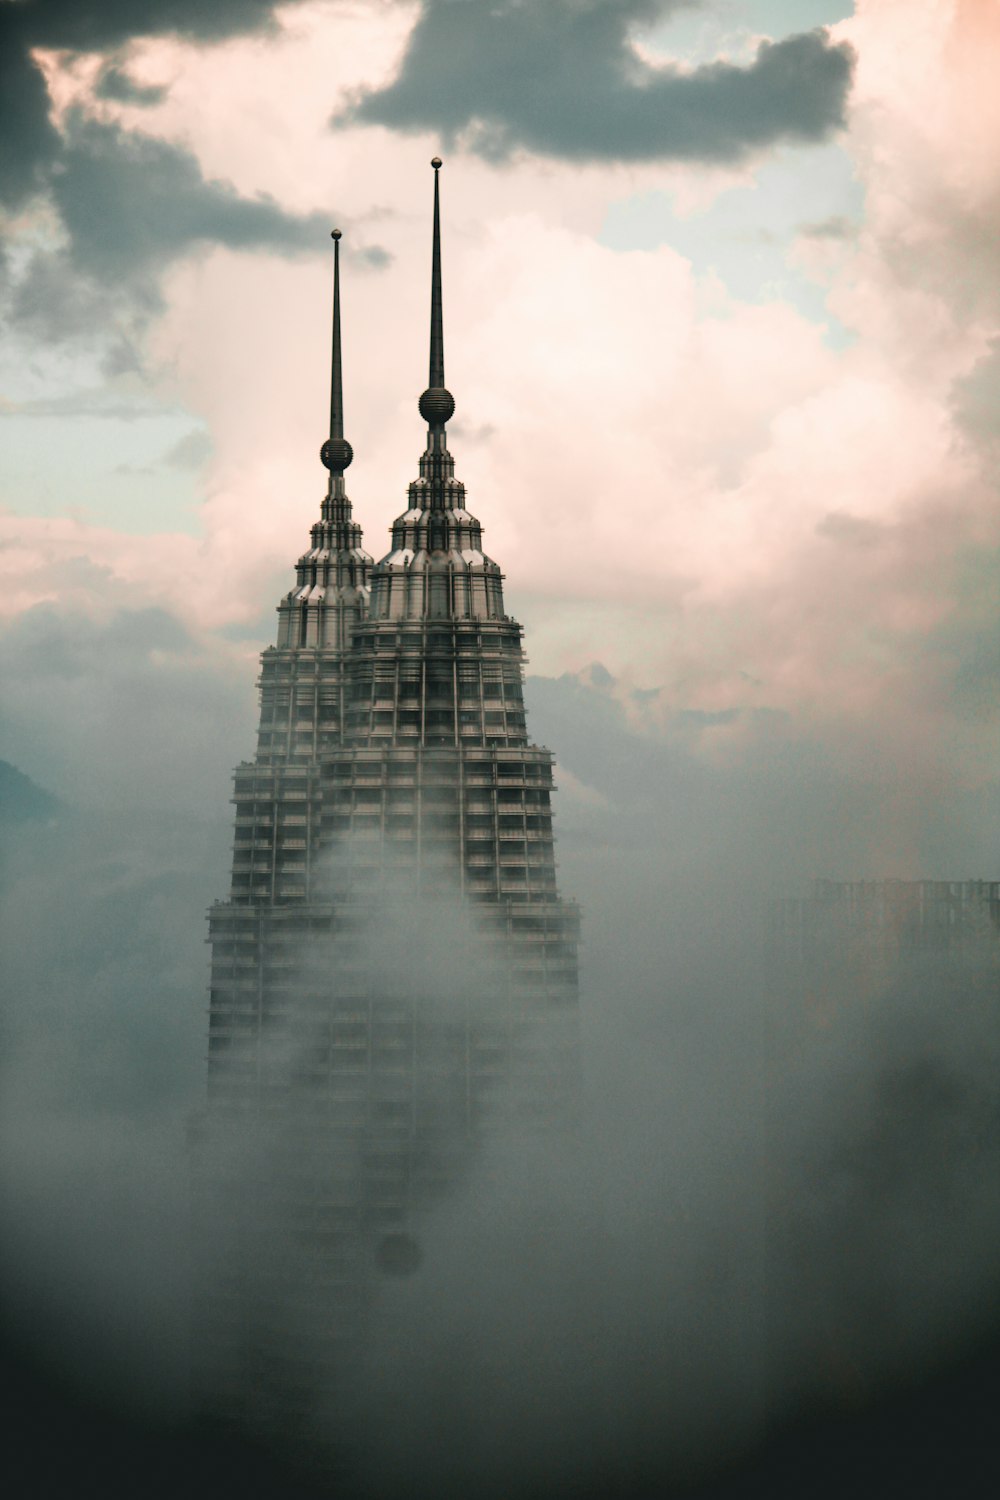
[2,4,1000,1491]
[1,0,998,883]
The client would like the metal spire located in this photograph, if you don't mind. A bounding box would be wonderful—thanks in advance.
[429,157,445,390]
[321,228,353,475]
[418,157,455,431]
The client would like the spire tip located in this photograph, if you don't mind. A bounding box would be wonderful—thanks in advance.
[420,152,453,429]
[321,223,352,474]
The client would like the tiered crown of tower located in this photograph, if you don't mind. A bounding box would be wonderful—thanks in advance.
[369,159,507,625]
[273,228,371,654]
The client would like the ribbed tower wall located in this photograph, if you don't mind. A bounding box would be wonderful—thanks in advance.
[197,179,580,1443]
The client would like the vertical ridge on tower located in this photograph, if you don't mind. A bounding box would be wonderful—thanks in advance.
[197,166,580,1463]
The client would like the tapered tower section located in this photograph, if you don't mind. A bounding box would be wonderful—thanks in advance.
[212,232,370,931]
[324,162,570,920]
[200,174,579,1446]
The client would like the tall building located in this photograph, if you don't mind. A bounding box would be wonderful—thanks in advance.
[197,162,580,1446]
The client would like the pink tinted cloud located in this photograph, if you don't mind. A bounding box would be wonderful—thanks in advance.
[4,0,998,795]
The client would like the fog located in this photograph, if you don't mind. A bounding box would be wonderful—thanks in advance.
[1,652,998,1499]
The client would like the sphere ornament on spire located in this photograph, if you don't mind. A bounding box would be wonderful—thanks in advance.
[418,387,455,426]
[321,437,354,472]
[419,155,455,430]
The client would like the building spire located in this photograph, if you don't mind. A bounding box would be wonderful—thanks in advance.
[321,228,353,476]
[418,158,456,431]
[429,157,445,391]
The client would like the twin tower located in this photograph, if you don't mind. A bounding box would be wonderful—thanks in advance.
[201,163,580,1425]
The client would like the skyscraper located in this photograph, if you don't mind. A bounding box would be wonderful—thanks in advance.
[198,162,580,1443]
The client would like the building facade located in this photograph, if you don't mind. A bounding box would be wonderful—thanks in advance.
[197,163,580,1442]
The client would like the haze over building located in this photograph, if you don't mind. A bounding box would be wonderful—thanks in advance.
[196,162,580,1450]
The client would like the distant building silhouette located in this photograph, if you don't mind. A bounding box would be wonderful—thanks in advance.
[763,878,999,1409]
[195,163,579,1449]
[771,879,1000,962]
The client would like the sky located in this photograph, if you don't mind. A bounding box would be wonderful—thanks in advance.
[2,1,1000,1495]
[0,0,997,877]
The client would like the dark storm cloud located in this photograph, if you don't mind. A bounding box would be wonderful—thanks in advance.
[0,1,360,338]
[52,115,330,284]
[341,0,855,164]
[5,241,139,343]
[0,14,58,207]
[94,65,169,108]
[5,0,283,51]
[0,1,289,210]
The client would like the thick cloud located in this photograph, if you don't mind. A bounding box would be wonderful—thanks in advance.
[1,602,998,1494]
[0,758,61,824]
[1,113,342,340]
[94,64,169,107]
[342,0,854,163]
[0,1,289,210]
[4,243,127,341]
[0,799,229,1420]
[0,601,248,1427]
[52,115,331,285]
[6,0,283,51]
[0,0,345,339]
[0,602,256,813]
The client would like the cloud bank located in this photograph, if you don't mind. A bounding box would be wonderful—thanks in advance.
[0,0,290,211]
[343,0,855,163]
[0,0,349,340]
[2,645,998,1497]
